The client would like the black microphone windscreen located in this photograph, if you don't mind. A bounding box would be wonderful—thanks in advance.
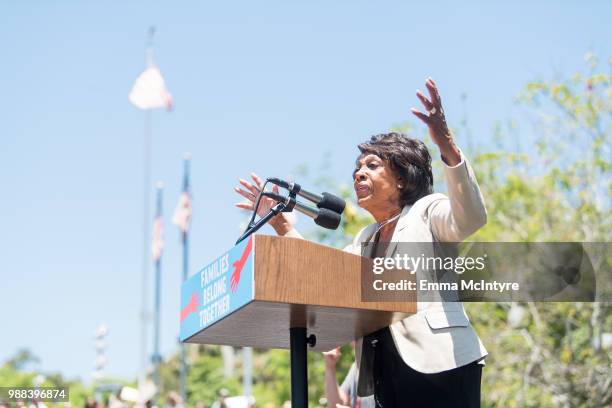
[267,177,290,189]
[263,191,287,202]
[318,192,346,214]
[314,208,341,230]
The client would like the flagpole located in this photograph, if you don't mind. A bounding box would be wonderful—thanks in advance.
[139,109,152,393]
[152,182,164,394]
[243,346,253,399]
[139,26,156,399]
[179,153,191,403]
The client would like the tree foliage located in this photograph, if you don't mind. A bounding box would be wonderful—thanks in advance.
[0,349,91,408]
[466,53,611,408]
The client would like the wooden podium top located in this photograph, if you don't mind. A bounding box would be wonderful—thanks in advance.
[180,235,415,351]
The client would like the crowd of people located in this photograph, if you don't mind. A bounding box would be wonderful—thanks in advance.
[0,391,206,408]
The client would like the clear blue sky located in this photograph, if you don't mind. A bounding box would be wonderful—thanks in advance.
[0,1,610,384]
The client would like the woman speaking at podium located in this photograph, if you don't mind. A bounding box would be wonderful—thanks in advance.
[235,78,487,408]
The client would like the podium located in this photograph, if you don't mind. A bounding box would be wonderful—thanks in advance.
[180,235,415,407]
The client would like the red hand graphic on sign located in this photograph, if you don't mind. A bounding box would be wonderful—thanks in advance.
[230,237,253,292]
[180,291,198,322]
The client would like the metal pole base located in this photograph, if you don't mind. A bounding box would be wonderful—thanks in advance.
[290,327,307,408]
[290,328,316,408]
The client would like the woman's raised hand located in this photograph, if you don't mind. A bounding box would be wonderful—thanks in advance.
[411,77,461,166]
[234,172,293,235]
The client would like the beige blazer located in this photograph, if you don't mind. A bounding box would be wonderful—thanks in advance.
[342,153,489,396]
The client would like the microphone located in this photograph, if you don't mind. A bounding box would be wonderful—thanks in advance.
[262,191,341,230]
[267,178,346,214]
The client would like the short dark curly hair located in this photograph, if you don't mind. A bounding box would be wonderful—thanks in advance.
[357,132,433,206]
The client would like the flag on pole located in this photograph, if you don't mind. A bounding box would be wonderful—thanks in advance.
[152,215,163,261]
[172,155,192,234]
[175,154,191,402]
[129,66,173,110]
[152,183,164,262]
[172,192,191,233]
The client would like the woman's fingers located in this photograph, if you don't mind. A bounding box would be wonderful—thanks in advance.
[250,172,265,189]
[416,89,434,111]
[238,178,260,196]
[235,201,254,210]
[425,77,442,107]
[411,107,431,124]
[235,173,290,220]
[234,186,256,202]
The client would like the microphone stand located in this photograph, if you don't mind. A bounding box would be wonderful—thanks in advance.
[235,181,297,245]
[235,201,286,245]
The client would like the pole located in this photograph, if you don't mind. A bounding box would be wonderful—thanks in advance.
[242,347,253,398]
[290,327,308,408]
[179,155,191,403]
[139,108,152,392]
[179,228,188,401]
[152,183,164,393]
[139,26,156,396]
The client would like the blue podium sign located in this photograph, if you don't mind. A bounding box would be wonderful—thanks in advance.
[180,236,255,341]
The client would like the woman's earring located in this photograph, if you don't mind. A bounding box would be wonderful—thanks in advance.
[397,184,403,189]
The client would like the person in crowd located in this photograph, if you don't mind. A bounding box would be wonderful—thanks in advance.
[323,345,374,408]
[165,392,184,408]
[211,388,229,408]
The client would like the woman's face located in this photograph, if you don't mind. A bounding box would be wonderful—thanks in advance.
[353,153,402,218]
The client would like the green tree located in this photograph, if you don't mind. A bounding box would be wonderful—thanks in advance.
[186,345,241,406]
[0,349,91,408]
[467,53,611,408]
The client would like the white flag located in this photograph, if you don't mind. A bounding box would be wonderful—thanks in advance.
[151,215,164,261]
[172,191,192,233]
[129,66,173,110]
